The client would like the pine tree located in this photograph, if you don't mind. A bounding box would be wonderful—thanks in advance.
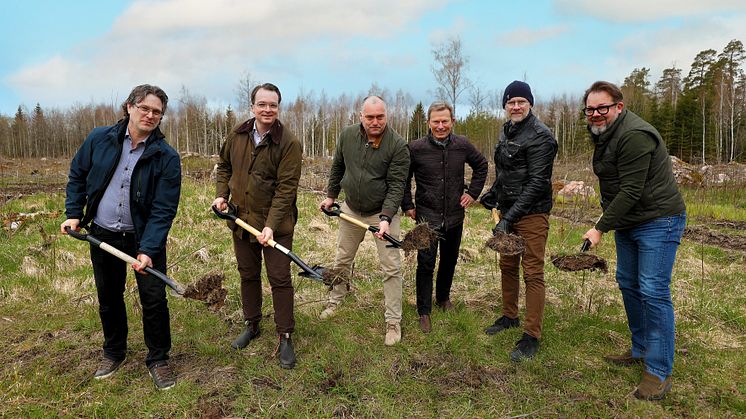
[408,102,427,141]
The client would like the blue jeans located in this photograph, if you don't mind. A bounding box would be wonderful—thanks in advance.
[614,212,686,380]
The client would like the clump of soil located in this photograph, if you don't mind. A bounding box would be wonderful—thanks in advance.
[400,223,439,253]
[551,254,608,273]
[485,231,526,256]
[183,272,228,310]
[321,267,349,289]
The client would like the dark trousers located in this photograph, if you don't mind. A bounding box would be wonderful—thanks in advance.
[232,233,295,333]
[416,224,463,315]
[499,213,549,339]
[89,224,171,366]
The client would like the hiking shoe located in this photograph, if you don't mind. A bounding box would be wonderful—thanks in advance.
[485,315,520,335]
[604,349,644,366]
[319,303,338,320]
[277,333,296,369]
[419,315,432,333]
[93,356,126,380]
[384,321,401,346]
[634,371,672,400]
[231,321,260,349]
[437,300,454,311]
[148,361,176,390]
[510,333,540,362]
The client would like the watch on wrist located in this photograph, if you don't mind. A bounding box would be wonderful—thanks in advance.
[379,214,392,223]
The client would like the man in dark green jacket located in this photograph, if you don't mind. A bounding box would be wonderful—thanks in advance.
[213,83,302,369]
[319,95,410,346]
[582,81,686,401]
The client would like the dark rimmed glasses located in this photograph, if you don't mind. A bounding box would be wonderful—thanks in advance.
[583,103,618,117]
[134,104,163,117]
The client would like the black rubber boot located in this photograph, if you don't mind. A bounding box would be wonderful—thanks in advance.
[231,321,260,349]
[278,333,296,369]
[485,315,520,335]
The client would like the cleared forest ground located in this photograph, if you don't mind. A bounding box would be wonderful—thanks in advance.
[1,156,744,417]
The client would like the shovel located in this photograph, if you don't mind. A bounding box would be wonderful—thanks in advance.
[211,203,326,282]
[64,226,185,295]
[321,203,403,248]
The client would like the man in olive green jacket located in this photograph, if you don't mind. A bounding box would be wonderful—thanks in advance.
[213,83,302,369]
[582,81,686,400]
[319,95,410,346]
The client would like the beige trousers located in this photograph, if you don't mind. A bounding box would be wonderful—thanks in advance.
[328,202,403,323]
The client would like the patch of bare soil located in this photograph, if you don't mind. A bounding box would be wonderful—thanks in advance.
[251,375,282,390]
[196,391,230,419]
[698,218,746,230]
[435,365,510,394]
[400,223,439,254]
[183,272,228,310]
[551,254,609,273]
[2,184,65,205]
[684,226,746,252]
[485,231,526,255]
[319,366,345,394]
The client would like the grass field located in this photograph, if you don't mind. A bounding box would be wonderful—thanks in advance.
[1,157,745,417]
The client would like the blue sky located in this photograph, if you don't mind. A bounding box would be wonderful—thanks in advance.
[2,0,746,116]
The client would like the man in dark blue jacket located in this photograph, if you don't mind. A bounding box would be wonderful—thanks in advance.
[481,81,557,362]
[61,84,181,390]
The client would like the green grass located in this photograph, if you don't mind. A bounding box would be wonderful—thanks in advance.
[1,164,745,416]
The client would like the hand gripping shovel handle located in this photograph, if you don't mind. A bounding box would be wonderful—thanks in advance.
[64,226,185,295]
[321,203,402,248]
[580,214,603,253]
[212,204,324,281]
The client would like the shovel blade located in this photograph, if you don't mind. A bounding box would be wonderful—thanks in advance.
[298,264,326,281]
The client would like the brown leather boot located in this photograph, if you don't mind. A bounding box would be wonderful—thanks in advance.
[419,315,431,333]
[634,371,672,400]
[604,349,643,366]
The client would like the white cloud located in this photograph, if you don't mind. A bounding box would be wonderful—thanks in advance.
[554,0,746,22]
[6,0,445,108]
[496,25,571,47]
[608,15,746,84]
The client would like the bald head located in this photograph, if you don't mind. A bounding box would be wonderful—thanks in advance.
[359,95,388,140]
[361,95,387,113]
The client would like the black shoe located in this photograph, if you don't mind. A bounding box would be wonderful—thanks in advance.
[93,356,126,379]
[231,321,260,349]
[148,361,176,390]
[277,333,296,369]
[510,333,539,362]
[485,315,520,335]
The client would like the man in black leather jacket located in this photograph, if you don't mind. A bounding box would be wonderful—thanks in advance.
[480,80,557,362]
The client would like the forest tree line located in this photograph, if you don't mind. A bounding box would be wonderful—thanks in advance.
[0,39,744,164]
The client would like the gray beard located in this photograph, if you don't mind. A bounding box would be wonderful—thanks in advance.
[590,125,607,135]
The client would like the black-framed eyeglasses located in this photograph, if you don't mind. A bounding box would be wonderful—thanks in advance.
[583,103,617,117]
[134,104,163,117]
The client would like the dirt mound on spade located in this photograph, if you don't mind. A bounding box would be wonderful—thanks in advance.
[484,231,526,256]
[183,272,228,311]
[551,254,608,273]
[400,223,439,253]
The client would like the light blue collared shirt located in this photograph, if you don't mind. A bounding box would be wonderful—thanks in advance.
[93,129,148,232]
